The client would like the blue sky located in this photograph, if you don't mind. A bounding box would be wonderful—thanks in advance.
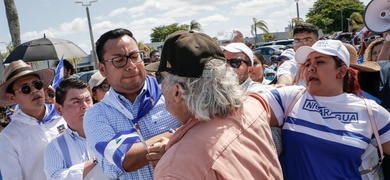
[0,0,370,54]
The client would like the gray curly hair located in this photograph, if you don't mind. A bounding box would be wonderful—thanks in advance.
[163,59,247,122]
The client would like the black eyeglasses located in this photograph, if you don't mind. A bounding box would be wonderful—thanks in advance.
[103,51,144,68]
[14,80,44,94]
[363,35,380,42]
[227,58,250,68]
[94,83,110,92]
[152,55,160,58]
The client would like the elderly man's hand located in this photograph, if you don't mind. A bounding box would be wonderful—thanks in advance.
[146,137,170,169]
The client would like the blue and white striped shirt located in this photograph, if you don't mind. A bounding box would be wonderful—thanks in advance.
[84,81,181,180]
[44,128,93,179]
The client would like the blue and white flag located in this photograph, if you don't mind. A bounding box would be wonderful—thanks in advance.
[357,27,367,39]
[52,57,64,89]
[95,129,140,171]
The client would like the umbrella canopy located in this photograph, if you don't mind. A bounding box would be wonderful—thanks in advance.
[4,36,87,63]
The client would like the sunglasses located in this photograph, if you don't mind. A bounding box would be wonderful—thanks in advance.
[48,91,55,98]
[363,35,380,42]
[227,58,250,68]
[152,55,160,58]
[14,80,44,94]
[95,83,110,92]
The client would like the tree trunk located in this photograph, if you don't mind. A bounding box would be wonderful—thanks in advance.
[4,0,21,47]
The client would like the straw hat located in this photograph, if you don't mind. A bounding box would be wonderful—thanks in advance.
[88,71,106,91]
[343,43,381,72]
[0,60,55,107]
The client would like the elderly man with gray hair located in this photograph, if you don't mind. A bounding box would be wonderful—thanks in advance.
[147,30,282,179]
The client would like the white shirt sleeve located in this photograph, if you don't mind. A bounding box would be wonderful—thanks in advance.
[277,60,298,78]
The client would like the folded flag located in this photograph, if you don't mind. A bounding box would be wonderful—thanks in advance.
[52,57,64,89]
[95,129,140,171]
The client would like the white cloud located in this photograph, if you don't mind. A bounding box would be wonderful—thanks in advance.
[198,14,230,26]
[108,7,128,17]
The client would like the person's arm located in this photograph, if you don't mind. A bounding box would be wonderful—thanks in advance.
[44,141,89,180]
[276,74,294,85]
[378,32,390,61]
[276,60,298,86]
[122,131,172,171]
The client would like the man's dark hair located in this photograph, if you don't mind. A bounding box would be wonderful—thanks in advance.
[95,28,137,63]
[55,78,89,106]
[63,59,74,75]
[149,50,159,58]
[253,52,265,66]
[293,23,319,39]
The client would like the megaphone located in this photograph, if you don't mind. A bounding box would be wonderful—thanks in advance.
[364,0,390,34]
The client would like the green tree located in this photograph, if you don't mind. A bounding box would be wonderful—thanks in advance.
[1,42,14,60]
[251,18,268,47]
[150,23,188,42]
[262,32,276,42]
[306,0,364,34]
[4,0,21,47]
[189,20,202,31]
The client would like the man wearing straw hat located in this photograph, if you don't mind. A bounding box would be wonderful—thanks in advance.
[0,60,66,180]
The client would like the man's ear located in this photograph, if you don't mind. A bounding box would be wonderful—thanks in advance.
[55,103,63,116]
[99,63,106,77]
[5,93,17,104]
[173,84,183,103]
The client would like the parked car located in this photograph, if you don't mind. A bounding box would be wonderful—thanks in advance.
[260,39,294,48]
[255,46,284,65]
[70,70,97,83]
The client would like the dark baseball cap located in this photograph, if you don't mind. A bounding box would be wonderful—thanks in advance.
[159,30,225,78]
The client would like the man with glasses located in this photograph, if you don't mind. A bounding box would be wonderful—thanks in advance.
[83,28,180,179]
[89,71,110,103]
[149,50,160,63]
[223,42,273,93]
[277,23,319,86]
[0,60,67,179]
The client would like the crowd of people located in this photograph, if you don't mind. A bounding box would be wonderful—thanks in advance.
[0,17,389,180]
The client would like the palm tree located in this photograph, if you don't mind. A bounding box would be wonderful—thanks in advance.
[189,20,202,31]
[251,19,268,47]
[4,0,21,47]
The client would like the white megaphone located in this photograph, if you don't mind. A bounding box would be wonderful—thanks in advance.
[364,0,390,34]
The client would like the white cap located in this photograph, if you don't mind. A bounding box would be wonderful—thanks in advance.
[295,40,350,67]
[222,43,254,66]
[277,48,295,61]
[88,71,106,91]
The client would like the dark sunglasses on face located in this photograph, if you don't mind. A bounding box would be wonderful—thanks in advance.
[363,35,380,42]
[152,55,160,58]
[227,58,249,68]
[48,91,55,98]
[96,83,110,92]
[14,80,44,94]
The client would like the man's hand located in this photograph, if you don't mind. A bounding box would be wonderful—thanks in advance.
[146,137,170,169]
